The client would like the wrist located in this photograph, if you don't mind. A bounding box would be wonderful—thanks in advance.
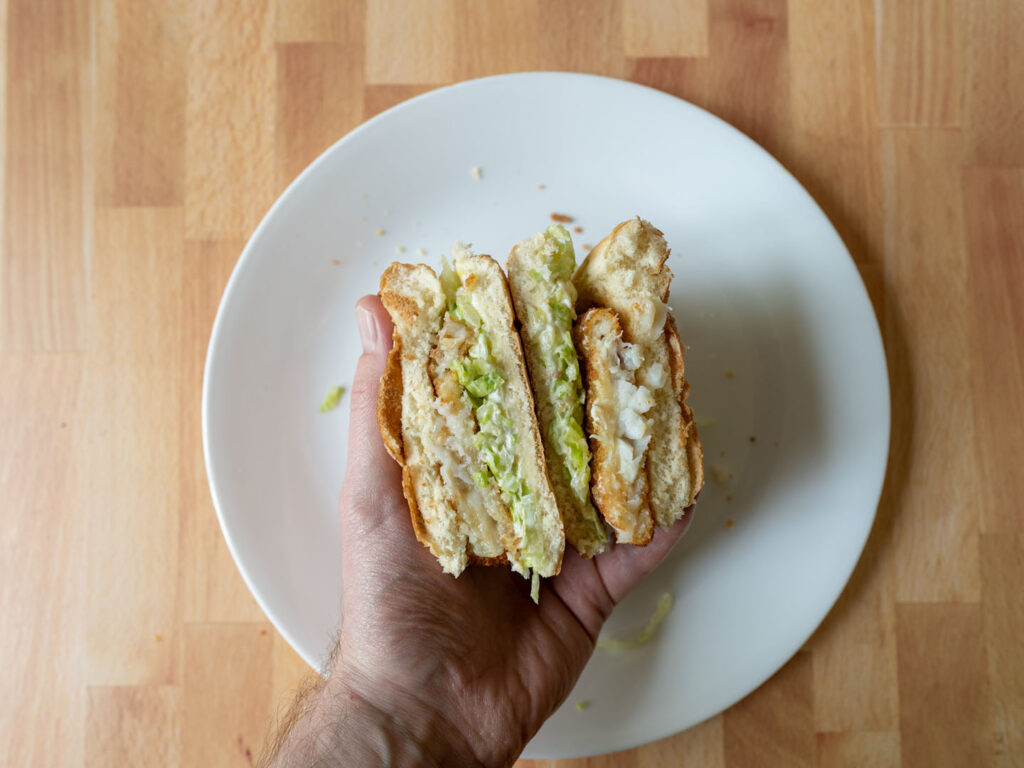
[325,661,483,767]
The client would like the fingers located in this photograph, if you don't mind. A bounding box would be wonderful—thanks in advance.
[340,296,404,525]
[594,507,694,604]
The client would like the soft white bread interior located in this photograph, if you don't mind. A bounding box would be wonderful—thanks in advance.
[507,227,607,558]
[574,218,704,527]
[575,308,655,544]
[451,246,565,578]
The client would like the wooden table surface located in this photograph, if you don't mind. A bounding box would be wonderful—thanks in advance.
[3,0,1022,765]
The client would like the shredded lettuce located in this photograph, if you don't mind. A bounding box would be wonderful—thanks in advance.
[441,256,545,570]
[596,593,674,651]
[525,226,605,544]
[319,385,346,413]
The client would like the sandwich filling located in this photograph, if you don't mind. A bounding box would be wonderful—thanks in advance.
[606,337,656,509]
[520,226,606,545]
[437,257,544,576]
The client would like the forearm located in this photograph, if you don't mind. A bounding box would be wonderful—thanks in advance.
[262,666,483,767]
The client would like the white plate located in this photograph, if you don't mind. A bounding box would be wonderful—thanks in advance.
[203,72,889,759]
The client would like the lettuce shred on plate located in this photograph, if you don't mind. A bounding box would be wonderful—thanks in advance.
[320,385,347,413]
[596,593,674,651]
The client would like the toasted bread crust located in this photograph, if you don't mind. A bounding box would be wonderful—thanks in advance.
[378,341,404,464]
[665,316,705,498]
[401,464,432,550]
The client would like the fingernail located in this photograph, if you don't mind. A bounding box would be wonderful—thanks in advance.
[356,304,379,352]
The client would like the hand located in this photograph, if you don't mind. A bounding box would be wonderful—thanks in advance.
[263,296,692,767]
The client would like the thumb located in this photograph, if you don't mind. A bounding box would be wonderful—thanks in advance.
[341,295,403,517]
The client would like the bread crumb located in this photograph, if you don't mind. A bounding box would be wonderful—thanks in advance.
[395,246,406,254]
[538,183,546,190]
[331,258,340,265]
[582,243,593,251]
[416,247,426,256]
[726,495,733,502]
[725,369,734,378]
[360,215,367,222]
[376,229,385,237]
[573,226,583,233]
[154,634,163,642]
[259,629,268,636]
[748,435,756,443]
[550,212,573,223]
[470,166,482,180]
[725,519,734,527]
[710,465,732,484]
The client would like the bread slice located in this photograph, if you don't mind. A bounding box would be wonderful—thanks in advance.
[378,248,565,582]
[507,226,607,558]
[575,308,655,544]
[574,218,704,527]
[378,263,471,575]
[379,263,513,574]
[447,246,565,578]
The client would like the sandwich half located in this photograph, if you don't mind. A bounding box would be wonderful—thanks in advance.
[574,218,704,535]
[378,245,565,593]
[507,225,608,558]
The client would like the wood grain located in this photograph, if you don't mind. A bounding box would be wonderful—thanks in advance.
[880,128,981,603]
[1,0,1023,764]
[1,0,90,351]
[623,0,709,57]
[85,686,182,768]
[895,603,992,767]
[95,0,186,206]
[877,0,963,127]
[964,169,1024,534]
[722,651,815,768]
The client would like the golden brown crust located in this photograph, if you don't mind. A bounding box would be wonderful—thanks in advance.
[665,317,705,501]
[575,308,654,546]
[377,340,405,465]
[378,263,424,327]
[469,553,508,566]
[401,465,431,549]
